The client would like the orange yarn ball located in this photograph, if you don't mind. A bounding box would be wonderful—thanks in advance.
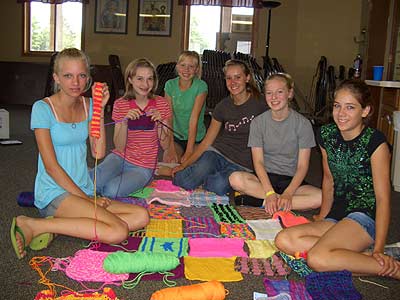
[150,280,226,300]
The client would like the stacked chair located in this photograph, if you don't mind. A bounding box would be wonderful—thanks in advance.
[108,54,125,100]
[201,50,231,110]
[156,62,177,96]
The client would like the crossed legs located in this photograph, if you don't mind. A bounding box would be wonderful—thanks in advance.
[229,171,321,210]
[14,194,149,258]
[275,220,400,279]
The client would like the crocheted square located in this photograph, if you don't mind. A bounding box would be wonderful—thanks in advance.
[148,204,182,219]
[247,219,282,241]
[209,203,245,224]
[145,219,183,238]
[189,190,230,207]
[148,190,191,207]
[139,237,188,257]
[220,223,255,240]
[263,278,313,300]
[279,252,313,277]
[183,216,221,238]
[245,240,278,258]
[113,197,149,208]
[188,238,248,258]
[184,256,243,282]
[235,206,271,220]
[179,206,214,218]
[305,270,362,300]
[58,249,129,282]
[153,179,183,192]
[234,253,291,276]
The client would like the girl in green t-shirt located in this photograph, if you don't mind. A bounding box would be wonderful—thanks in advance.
[164,51,208,164]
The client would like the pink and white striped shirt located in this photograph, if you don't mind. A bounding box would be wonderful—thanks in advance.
[111,96,172,169]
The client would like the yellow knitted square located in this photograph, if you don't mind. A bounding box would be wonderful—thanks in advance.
[145,219,183,238]
[245,240,278,258]
[184,256,243,282]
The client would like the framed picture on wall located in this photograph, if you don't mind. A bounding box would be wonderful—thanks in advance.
[137,0,173,36]
[95,0,129,34]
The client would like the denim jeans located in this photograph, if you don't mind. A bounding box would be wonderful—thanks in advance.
[90,152,153,199]
[173,150,244,195]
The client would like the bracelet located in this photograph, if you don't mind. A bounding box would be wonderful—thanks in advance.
[265,190,275,198]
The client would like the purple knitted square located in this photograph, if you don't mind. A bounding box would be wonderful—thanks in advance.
[263,278,312,300]
[179,206,214,218]
[183,216,220,238]
[114,197,149,208]
[305,270,362,300]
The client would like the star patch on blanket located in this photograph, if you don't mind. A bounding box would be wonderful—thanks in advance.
[138,237,188,257]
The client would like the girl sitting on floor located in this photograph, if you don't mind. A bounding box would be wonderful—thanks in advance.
[229,73,321,215]
[275,79,400,279]
[171,59,267,195]
[92,58,175,198]
[11,48,149,259]
[164,50,208,163]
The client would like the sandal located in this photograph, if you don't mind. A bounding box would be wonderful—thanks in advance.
[29,216,55,251]
[10,217,27,259]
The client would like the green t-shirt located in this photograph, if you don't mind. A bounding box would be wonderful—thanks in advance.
[164,77,208,141]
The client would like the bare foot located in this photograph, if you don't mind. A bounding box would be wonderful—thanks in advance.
[15,216,34,258]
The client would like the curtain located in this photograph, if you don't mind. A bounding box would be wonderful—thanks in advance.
[17,0,89,4]
[178,0,263,8]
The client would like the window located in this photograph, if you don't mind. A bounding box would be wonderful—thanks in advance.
[24,1,83,54]
[187,5,254,54]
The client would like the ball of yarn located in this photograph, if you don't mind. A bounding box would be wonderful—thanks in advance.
[17,191,35,207]
[150,280,226,300]
[103,251,180,274]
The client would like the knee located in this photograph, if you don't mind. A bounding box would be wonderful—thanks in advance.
[132,207,150,229]
[228,172,244,191]
[205,176,230,196]
[307,248,330,272]
[275,230,294,253]
[309,190,322,209]
[173,171,198,191]
[104,220,129,244]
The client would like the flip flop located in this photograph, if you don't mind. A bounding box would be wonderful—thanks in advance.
[29,216,55,251]
[10,217,27,259]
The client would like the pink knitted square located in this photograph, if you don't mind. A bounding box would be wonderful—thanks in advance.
[64,249,129,282]
[188,238,248,258]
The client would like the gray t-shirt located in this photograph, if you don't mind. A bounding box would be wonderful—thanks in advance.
[248,109,315,176]
[212,96,267,170]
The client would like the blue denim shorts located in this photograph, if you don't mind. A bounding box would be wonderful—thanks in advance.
[38,192,69,217]
[325,212,375,240]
